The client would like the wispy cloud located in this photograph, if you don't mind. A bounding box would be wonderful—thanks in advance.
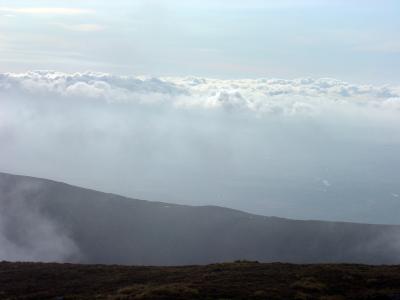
[0,7,93,15]
[1,14,16,18]
[55,23,105,32]
[354,42,400,54]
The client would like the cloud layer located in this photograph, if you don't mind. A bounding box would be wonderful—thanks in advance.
[1,71,400,115]
[1,71,400,225]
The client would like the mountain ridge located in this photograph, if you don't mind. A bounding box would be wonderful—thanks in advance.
[0,171,395,226]
[1,171,399,265]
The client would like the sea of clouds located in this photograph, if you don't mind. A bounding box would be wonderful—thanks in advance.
[1,71,400,225]
[1,70,400,113]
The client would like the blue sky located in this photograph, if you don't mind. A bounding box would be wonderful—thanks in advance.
[0,0,399,83]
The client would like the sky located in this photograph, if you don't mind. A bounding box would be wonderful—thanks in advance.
[0,0,400,83]
[0,1,400,225]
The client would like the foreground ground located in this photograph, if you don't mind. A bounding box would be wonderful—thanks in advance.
[0,261,400,300]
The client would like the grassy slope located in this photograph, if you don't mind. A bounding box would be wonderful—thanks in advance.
[0,261,400,300]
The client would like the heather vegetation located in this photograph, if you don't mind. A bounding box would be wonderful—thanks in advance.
[1,261,400,300]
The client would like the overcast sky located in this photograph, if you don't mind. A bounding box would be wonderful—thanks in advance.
[0,1,400,225]
[0,0,400,83]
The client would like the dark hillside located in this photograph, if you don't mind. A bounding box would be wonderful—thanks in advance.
[1,172,400,265]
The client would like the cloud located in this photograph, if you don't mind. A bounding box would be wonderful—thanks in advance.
[1,71,399,116]
[322,180,331,187]
[0,178,80,262]
[0,7,94,15]
[1,71,400,225]
[353,41,400,54]
[55,23,105,32]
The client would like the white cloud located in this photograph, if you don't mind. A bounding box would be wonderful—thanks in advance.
[1,71,399,116]
[0,7,93,15]
[55,23,105,32]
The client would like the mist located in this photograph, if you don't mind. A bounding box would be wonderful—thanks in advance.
[0,177,80,262]
[1,71,400,225]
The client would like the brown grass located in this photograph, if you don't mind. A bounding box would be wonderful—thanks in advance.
[0,261,400,300]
